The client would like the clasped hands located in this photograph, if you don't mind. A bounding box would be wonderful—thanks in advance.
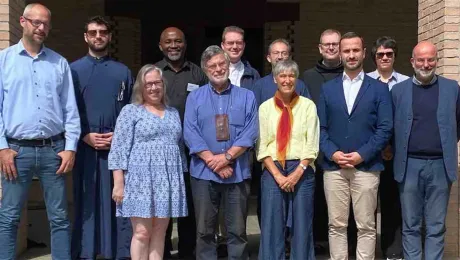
[332,151,363,168]
[204,153,233,179]
[273,167,304,193]
[83,132,113,150]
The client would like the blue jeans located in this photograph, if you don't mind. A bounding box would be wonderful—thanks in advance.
[190,177,250,260]
[0,140,70,260]
[259,160,315,260]
[399,158,450,260]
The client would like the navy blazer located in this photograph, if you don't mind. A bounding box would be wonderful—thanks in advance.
[318,74,393,171]
[391,76,459,182]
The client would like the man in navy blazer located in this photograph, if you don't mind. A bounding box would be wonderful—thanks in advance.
[318,32,393,260]
[392,41,460,260]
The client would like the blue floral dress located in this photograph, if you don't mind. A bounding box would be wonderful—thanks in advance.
[108,104,188,218]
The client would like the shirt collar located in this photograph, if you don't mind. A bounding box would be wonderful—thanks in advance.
[342,70,365,82]
[17,39,47,57]
[158,58,190,72]
[412,74,438,86]
[370,69,399,82]
[86,53,110,63]
[230,60,244,71]
[209,82,232,94]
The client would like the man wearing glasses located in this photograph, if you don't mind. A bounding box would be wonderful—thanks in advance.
[221,26,260,89]
[367,36,408,260]
[70,15,133,260]
[184,46,258,260]
[0,3,81,259]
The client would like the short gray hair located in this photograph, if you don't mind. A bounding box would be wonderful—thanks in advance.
[200,45,230,70]
[131,64,168,106]
[273,59,299,78]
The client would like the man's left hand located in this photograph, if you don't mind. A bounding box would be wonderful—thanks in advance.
[56,150,76,174]
[96,132,113,150]
[208,154,230,172]
[343,152,363,166]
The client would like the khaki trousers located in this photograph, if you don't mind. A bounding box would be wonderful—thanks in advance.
[324,169,380,260]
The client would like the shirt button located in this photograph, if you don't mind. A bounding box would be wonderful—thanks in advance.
[35,83,37,85]
[38,107,40,109]
[36,95,39,97]
[34,71,36,73]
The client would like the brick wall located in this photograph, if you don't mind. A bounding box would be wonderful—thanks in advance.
[297,0,418,75]
[419,0,460,257]
[109,16,142,75]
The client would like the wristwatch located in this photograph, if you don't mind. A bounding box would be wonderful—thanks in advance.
[298,163,307,170]
[225,152,233,161]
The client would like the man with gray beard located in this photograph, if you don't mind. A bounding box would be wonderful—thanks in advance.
[391,41,460,260]
[155,27,207,260]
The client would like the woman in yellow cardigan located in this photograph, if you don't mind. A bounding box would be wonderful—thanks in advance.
[257,59,319,260]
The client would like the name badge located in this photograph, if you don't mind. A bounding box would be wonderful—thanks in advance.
[187,83,199,92]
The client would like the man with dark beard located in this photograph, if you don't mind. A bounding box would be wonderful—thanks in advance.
[70,16,133,260]
[318,32,392,260]
[155,27,207,260]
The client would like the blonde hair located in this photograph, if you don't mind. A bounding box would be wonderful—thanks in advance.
[131,64,168,106]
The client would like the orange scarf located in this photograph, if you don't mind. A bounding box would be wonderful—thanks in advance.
[274,90,299,169]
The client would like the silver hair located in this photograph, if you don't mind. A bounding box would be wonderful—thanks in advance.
[200,45,230,70]
[131,64,168,105]
[23,3,52,17]
[268,38,291,54]
[272,59,299,78]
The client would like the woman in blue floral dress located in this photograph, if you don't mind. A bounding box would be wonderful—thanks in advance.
[108,64,188,260]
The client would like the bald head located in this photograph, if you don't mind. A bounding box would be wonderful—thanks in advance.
[412,41,437,58]
[159,27,186,62]
[23,3,51,18]
[411,41,438,84]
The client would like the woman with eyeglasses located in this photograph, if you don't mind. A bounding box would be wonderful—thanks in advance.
[257,59,319,260]
[108,64,188,260]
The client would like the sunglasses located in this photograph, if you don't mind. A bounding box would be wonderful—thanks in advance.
[376,51,394,59]
[86,29,109,37]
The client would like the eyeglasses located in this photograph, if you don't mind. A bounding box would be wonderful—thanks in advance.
[414,58,437,64]
[224,41,244,47]
[320,42,339,48]
[376,51,394,59]
[23,17,51,29]
[270,51,289,57]
[206,61,228,71]
[86,29,109,37]
[145,80,164,90]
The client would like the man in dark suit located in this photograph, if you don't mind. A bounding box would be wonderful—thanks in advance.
[392,41,460,260]
[318,32,393,260]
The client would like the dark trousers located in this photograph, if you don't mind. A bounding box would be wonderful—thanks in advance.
[164,173,196,257]
[259,161,315,260]
[191,177,250,260]
[399,158,450,260]
[380,160,403,258]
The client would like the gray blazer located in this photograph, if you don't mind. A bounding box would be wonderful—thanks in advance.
[391,75,459,183]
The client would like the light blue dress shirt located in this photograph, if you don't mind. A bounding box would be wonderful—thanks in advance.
[184,83,258,183]
[367,70,410,90]
[0,40,81,151]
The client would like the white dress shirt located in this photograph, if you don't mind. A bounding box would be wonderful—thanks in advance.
[229,61,244,87]
[343,71,365,114]
[367,70,409,90]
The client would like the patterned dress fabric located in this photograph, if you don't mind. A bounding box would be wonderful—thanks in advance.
[108,104,188,218]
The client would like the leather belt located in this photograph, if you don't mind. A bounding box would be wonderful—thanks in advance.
[7,133,65,147]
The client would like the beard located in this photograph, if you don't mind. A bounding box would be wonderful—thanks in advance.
[88,41,109,53]
[344,59,362,71]
[414,67,436,82]
[167,52,182,61]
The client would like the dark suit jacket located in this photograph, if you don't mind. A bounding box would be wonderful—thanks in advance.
[318,74,393,171]
[391,76,459,182]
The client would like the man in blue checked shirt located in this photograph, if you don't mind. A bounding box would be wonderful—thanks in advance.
[184,45,258,260]
[0,3,80,260]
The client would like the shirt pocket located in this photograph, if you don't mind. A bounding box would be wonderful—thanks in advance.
[229,108,245,138]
